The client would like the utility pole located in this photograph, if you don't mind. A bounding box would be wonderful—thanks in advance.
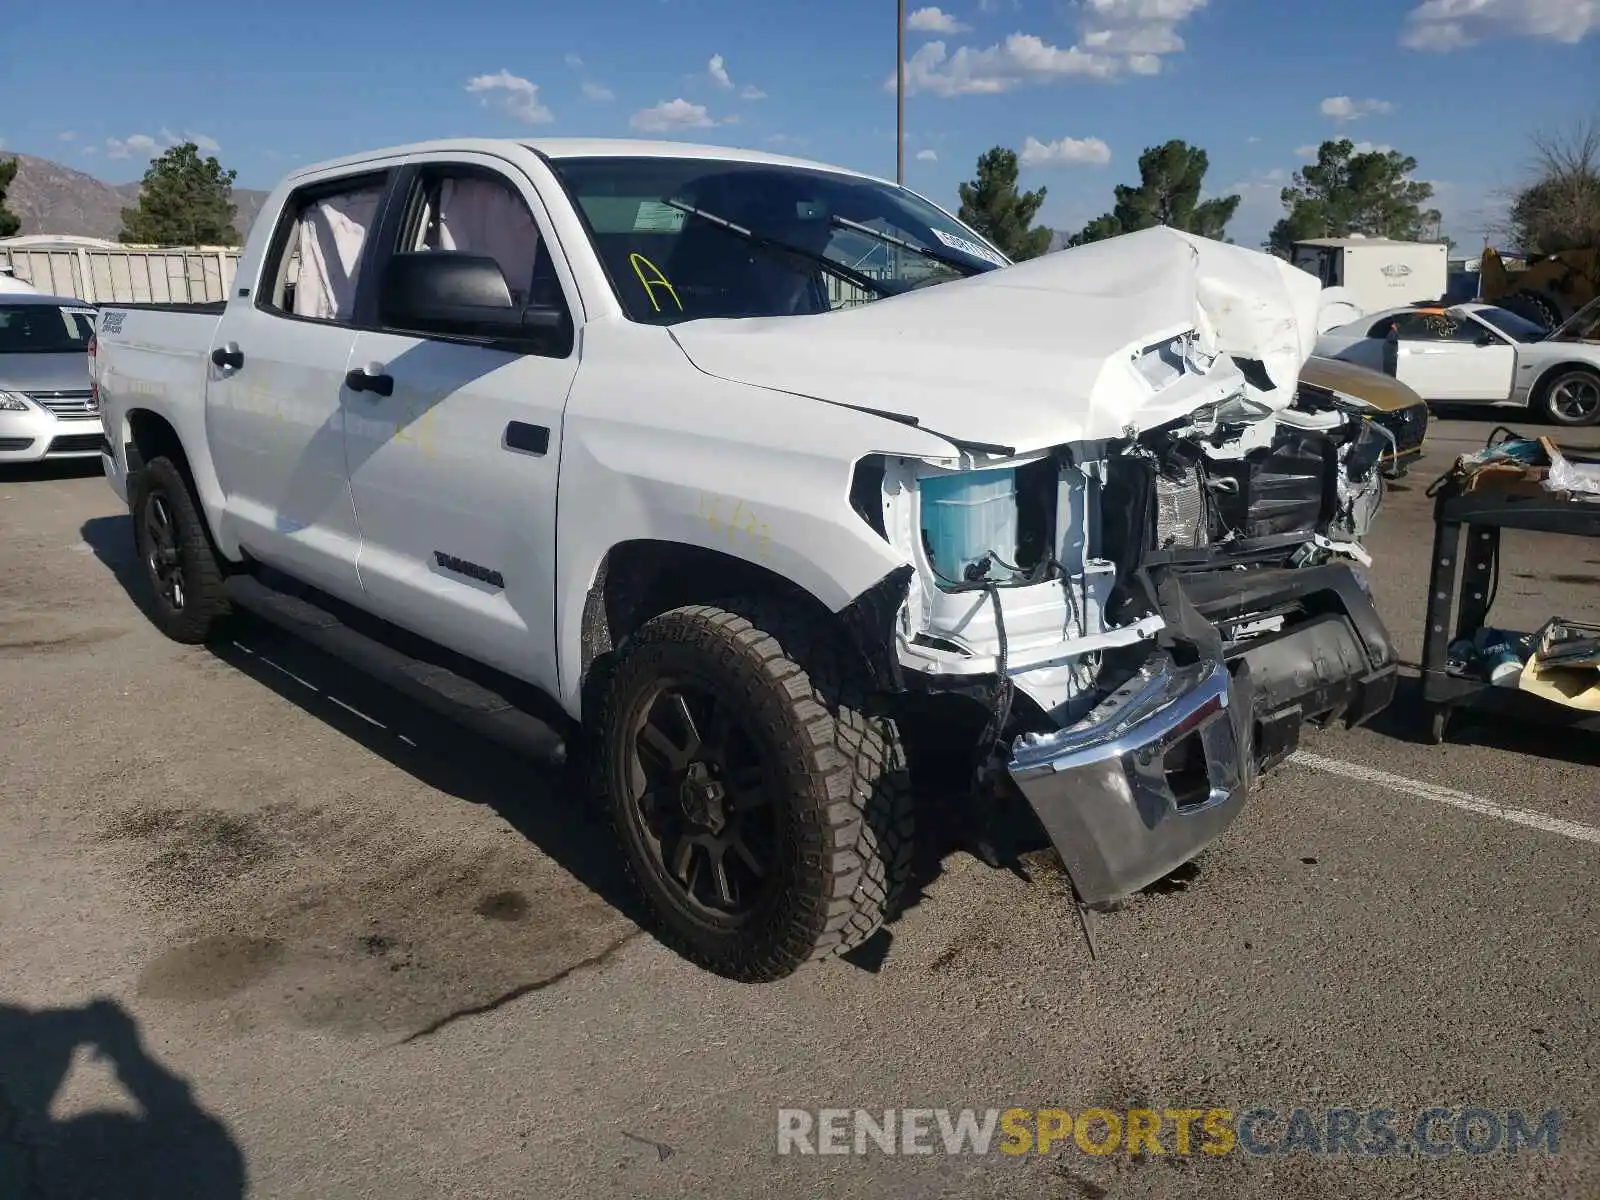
[896,0,905,184]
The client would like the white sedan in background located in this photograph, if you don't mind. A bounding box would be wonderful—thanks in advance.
[1315,297,1600,427]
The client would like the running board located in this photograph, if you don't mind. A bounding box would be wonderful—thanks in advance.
[223,574,568,766]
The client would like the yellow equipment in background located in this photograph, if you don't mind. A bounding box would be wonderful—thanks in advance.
[1478,246,1600,330]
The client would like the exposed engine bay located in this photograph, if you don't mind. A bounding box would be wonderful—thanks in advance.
[854,355,1395,745]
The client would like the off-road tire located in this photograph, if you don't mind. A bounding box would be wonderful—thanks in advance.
[1535,365,1600,428]
[1500,289,1565,333]
[592,602,914,981]
[129,456,232,643]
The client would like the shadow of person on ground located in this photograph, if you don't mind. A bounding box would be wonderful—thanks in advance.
[0,997,245,1199]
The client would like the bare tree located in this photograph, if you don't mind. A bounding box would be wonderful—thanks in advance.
[1505,119,1600,255]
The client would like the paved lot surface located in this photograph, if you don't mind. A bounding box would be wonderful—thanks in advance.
[2,416,1597,1199]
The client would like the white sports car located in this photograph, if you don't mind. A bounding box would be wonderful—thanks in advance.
[1315,297,1600,427]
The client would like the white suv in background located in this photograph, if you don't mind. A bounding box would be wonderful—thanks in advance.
[0,293,102,463]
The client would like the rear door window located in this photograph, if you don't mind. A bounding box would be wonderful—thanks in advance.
[260,175,389,324]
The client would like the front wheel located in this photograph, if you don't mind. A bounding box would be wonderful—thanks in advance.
[129,456,231,643]
[592,603,913,981]
[1537,367,1600,427]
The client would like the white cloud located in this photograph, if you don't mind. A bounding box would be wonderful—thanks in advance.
[630,98,717,133]
[896,36,1118,96]
[916,148,939,161]
[892,1,1205,94]
[59,131,77,141]
[465,69,553,124]
[159,127,220,153]
[564,52,584,68]
[1296,140,1393,159]
[740,85,767,100]
[105,129,220,160]
[105,133,159,160]
[1320,95,1394,120]
[708,54,733,89]
[581,81,615,101]
[1224,167,1289,202]
[1402,0,1598,51]
[907,6,969,33]
[81,145,97,156]
[1078,0,1207,67]
[1019,135,1112,166]
[1247,135,1262,143]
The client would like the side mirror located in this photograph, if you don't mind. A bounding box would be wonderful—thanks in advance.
[378,252,572,354]
[1475,330,1496,347]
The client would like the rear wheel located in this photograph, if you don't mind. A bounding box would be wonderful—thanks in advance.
[1536,366,1600,427]
[593,603,912,981]
[129,456,231,643]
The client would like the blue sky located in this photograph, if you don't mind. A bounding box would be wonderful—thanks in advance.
[3,0,1596,248]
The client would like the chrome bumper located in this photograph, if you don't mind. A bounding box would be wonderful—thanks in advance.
[1007,654,1252,907]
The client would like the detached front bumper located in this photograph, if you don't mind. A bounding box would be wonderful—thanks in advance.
[1007,653,1252,907]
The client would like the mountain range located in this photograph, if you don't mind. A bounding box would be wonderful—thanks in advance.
[2,153,269,243]
[6,150,1072,254]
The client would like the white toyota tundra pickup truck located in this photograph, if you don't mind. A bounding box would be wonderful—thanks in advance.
[94,138,1398,979]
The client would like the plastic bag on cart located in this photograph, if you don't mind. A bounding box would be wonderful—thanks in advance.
[1544,446,1600,499]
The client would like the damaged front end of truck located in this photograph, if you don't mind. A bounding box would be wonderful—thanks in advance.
[834,233,1399,910]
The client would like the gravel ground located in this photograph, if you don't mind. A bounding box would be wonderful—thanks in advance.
[1,415,1597,1200]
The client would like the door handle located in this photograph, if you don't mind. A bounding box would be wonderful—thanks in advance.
[345,365,394,397]
[211,343,244,370]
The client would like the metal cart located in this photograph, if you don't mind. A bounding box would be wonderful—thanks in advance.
[1422,468,1600,744]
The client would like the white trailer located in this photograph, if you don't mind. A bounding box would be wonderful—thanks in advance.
[0,236,241,305]
[1292,238,1449,317]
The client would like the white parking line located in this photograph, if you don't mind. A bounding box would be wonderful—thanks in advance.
[1289,751,1600,846]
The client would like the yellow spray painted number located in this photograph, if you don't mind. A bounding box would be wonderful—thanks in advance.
[393,401,442,458]
[699,493,771,559]
[630,253,683,313]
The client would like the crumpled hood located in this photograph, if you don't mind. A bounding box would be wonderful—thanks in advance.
[669,226,1324,452]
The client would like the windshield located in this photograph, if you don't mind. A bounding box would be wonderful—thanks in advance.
[0,303,96,354]
[547,156,1008,324]
[1473,306,1547,343]
[1552,295,1600,343]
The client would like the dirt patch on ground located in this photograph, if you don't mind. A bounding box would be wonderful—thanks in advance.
[100,803,290,909]
[109,800,636,1040]
[0,616,125,655]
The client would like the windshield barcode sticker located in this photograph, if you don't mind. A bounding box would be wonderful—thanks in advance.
[931,229,1008,267]
[634,201,687,233]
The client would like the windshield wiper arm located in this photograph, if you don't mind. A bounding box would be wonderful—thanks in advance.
[661,199,894,299]
[828,214,985,277]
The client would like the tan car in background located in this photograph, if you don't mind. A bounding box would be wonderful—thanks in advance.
[1300,353,1430,478]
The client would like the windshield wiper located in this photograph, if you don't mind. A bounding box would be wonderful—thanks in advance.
[828,214,985,278]
[662,199,894,299]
